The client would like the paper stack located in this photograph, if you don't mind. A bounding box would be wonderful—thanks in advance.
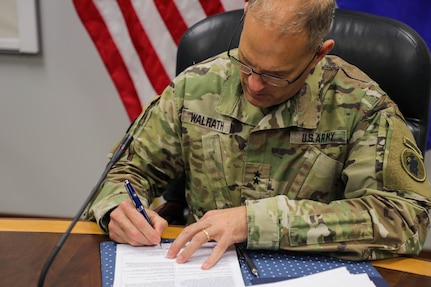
[258,267,376,287]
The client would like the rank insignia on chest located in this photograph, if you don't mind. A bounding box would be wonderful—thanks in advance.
[253,171,261,184]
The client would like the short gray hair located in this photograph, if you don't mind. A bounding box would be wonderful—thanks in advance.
[247,0,335,51]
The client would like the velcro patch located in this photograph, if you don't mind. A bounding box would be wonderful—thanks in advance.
[401,149,426,182]
[290,130,347,145]
[182,109,232,134]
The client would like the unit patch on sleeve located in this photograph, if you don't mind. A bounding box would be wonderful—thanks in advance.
[290,130,347,145]
[401,149,426,182]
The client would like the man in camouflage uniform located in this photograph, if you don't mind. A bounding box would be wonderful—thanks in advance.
[84,0,431,269]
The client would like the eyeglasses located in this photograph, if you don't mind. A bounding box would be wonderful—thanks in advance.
[227,14,322,88]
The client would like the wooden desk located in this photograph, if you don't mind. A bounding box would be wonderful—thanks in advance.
[1,218,430,287]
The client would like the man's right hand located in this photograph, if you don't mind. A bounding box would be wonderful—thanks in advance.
[108,200,168,246]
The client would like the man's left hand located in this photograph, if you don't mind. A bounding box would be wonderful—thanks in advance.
[166,205,248,269]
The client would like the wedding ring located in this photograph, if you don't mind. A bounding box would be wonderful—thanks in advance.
[202,229,211,241]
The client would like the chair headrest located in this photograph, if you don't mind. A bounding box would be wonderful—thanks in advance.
[326,9,431,152]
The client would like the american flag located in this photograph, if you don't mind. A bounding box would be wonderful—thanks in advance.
[73,0,245,121]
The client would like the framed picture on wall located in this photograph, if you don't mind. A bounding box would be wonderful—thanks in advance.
[0,0,39,54]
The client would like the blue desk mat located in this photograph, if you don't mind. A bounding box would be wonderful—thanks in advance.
[100,241,389,287]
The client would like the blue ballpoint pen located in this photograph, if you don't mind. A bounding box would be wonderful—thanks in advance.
[124,180,153,225]
[124,180,161,247]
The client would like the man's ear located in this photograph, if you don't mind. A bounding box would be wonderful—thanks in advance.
[316,39,335,62]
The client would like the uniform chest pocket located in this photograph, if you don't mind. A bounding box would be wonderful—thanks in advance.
[288,145,343,203]
[201,134,234,209]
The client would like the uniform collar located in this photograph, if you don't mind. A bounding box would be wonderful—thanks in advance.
[216,56,334,129]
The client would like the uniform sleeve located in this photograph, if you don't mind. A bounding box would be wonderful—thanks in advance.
[246,98,431,260]
[82,84,185,232]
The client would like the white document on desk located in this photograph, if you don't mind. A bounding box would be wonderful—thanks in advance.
[256,267,376,287]
[113,242,245,287]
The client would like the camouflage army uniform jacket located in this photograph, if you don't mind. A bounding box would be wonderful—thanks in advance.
[86,50,431,261]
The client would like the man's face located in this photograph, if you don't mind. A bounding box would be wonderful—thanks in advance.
[237,14,318,109]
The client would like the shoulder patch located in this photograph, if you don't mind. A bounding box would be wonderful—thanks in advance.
[401,149,426,182]
[403,136,423,159]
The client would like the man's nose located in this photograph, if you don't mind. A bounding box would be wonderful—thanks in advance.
[246,72,267,91]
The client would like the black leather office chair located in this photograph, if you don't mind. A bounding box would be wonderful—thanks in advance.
[157,8,431,223]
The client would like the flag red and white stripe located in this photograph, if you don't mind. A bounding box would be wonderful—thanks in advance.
[73,0,245,121]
